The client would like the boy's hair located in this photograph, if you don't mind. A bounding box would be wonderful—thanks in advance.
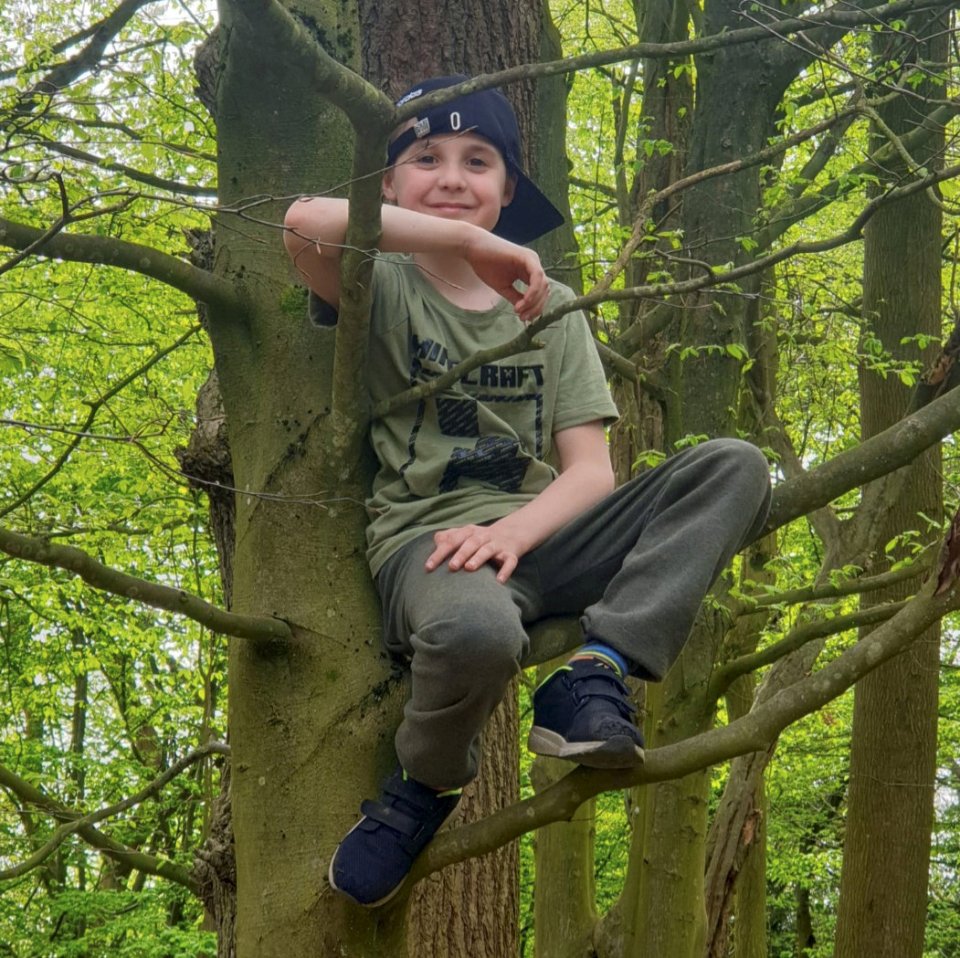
[386,75,564,245]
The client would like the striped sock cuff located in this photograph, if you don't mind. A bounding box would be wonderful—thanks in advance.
[570,642,629,677]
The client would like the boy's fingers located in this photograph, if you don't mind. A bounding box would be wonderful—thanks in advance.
[496,555,518,583]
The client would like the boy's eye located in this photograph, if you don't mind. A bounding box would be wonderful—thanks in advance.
[413,153,437,166]
[466,157,489,169]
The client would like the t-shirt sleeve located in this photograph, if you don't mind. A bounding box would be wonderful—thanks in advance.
[551,301,620,433]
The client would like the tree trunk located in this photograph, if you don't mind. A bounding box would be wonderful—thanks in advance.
[212,1,411,954]
[834,16,946,957]
[705,291,779,958]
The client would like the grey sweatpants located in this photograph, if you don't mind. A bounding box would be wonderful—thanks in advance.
[375,438,772,788]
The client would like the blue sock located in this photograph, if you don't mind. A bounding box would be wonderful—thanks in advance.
[570,641,629,677]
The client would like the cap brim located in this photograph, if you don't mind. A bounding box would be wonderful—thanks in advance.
[493,172,565,245]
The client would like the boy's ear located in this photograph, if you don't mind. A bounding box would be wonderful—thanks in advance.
[501,174,517,208]
[382,170,397,204]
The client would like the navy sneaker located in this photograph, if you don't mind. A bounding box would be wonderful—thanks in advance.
[528,658,645,768]
[328,766,461,907]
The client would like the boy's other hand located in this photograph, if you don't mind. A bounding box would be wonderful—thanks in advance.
[463,232,548,324]
[425,523,527,584]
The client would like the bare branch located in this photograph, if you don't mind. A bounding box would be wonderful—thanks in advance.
[734,559,931,613]
[0,751,219,893]
[709,600,906,700]
[0,743,228,882]
[392,0,957,113]
[35,139,216,198]
[0,324,202,521]
[0,526,291,643]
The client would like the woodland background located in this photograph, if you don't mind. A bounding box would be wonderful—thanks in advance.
[2,0,960,956]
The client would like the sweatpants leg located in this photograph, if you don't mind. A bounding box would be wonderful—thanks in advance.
[529,438,771,679]
[376,437,771,786]
[376,536,539,789]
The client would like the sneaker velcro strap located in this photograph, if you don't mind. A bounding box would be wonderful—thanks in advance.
[569,673,637,717]
[359,799,426,839]
[579,691,637,717]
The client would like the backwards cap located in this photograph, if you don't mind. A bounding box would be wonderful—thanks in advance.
[386,75,564,246]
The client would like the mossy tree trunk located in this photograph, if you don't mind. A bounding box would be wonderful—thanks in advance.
[212,0,407,954]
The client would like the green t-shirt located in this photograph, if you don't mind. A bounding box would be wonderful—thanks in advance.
[365,253,619,575]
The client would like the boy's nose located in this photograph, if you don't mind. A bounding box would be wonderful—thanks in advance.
[437,163,466,190]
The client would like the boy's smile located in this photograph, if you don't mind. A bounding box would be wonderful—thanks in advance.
[383,132,516,233]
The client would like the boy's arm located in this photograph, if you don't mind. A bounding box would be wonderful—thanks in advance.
[282,197,549,323]
[425,420,615,584]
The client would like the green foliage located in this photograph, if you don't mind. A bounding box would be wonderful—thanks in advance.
[0,1,221,953]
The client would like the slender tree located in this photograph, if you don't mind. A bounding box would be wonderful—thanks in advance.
[835,13,948,956]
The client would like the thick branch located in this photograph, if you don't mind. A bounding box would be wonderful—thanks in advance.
[231,0,394,133]
[0,215,240,313]
[0,527,291,642]
[765,384,960,532]
[330,138,385,435]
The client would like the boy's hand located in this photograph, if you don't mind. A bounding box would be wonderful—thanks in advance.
[425,522,528,584]
[463,232,549,324]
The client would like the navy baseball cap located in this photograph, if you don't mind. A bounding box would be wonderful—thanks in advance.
[386,75,565,246]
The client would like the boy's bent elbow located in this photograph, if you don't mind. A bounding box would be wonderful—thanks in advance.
[283,197,346,249]
[283,198,347,306]
[283,199,312,258]
[586,460,615,500]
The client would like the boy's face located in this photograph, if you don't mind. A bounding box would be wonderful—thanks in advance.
[383,132,516,233]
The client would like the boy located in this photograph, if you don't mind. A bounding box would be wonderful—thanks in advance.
[283,75,771,908]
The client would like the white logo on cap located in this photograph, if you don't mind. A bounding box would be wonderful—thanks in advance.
[414,118,431,138]
[396,87,424,107]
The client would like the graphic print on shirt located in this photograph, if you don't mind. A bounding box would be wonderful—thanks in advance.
[402,333,545,494]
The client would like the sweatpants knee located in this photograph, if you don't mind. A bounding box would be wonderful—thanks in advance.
[414,614,525,677]
[698,438,769,492]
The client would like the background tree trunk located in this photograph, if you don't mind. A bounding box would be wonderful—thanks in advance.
[621,3,804,953]
[834,15,947,957]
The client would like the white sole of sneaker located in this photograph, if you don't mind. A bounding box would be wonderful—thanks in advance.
[527,727,645,769]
